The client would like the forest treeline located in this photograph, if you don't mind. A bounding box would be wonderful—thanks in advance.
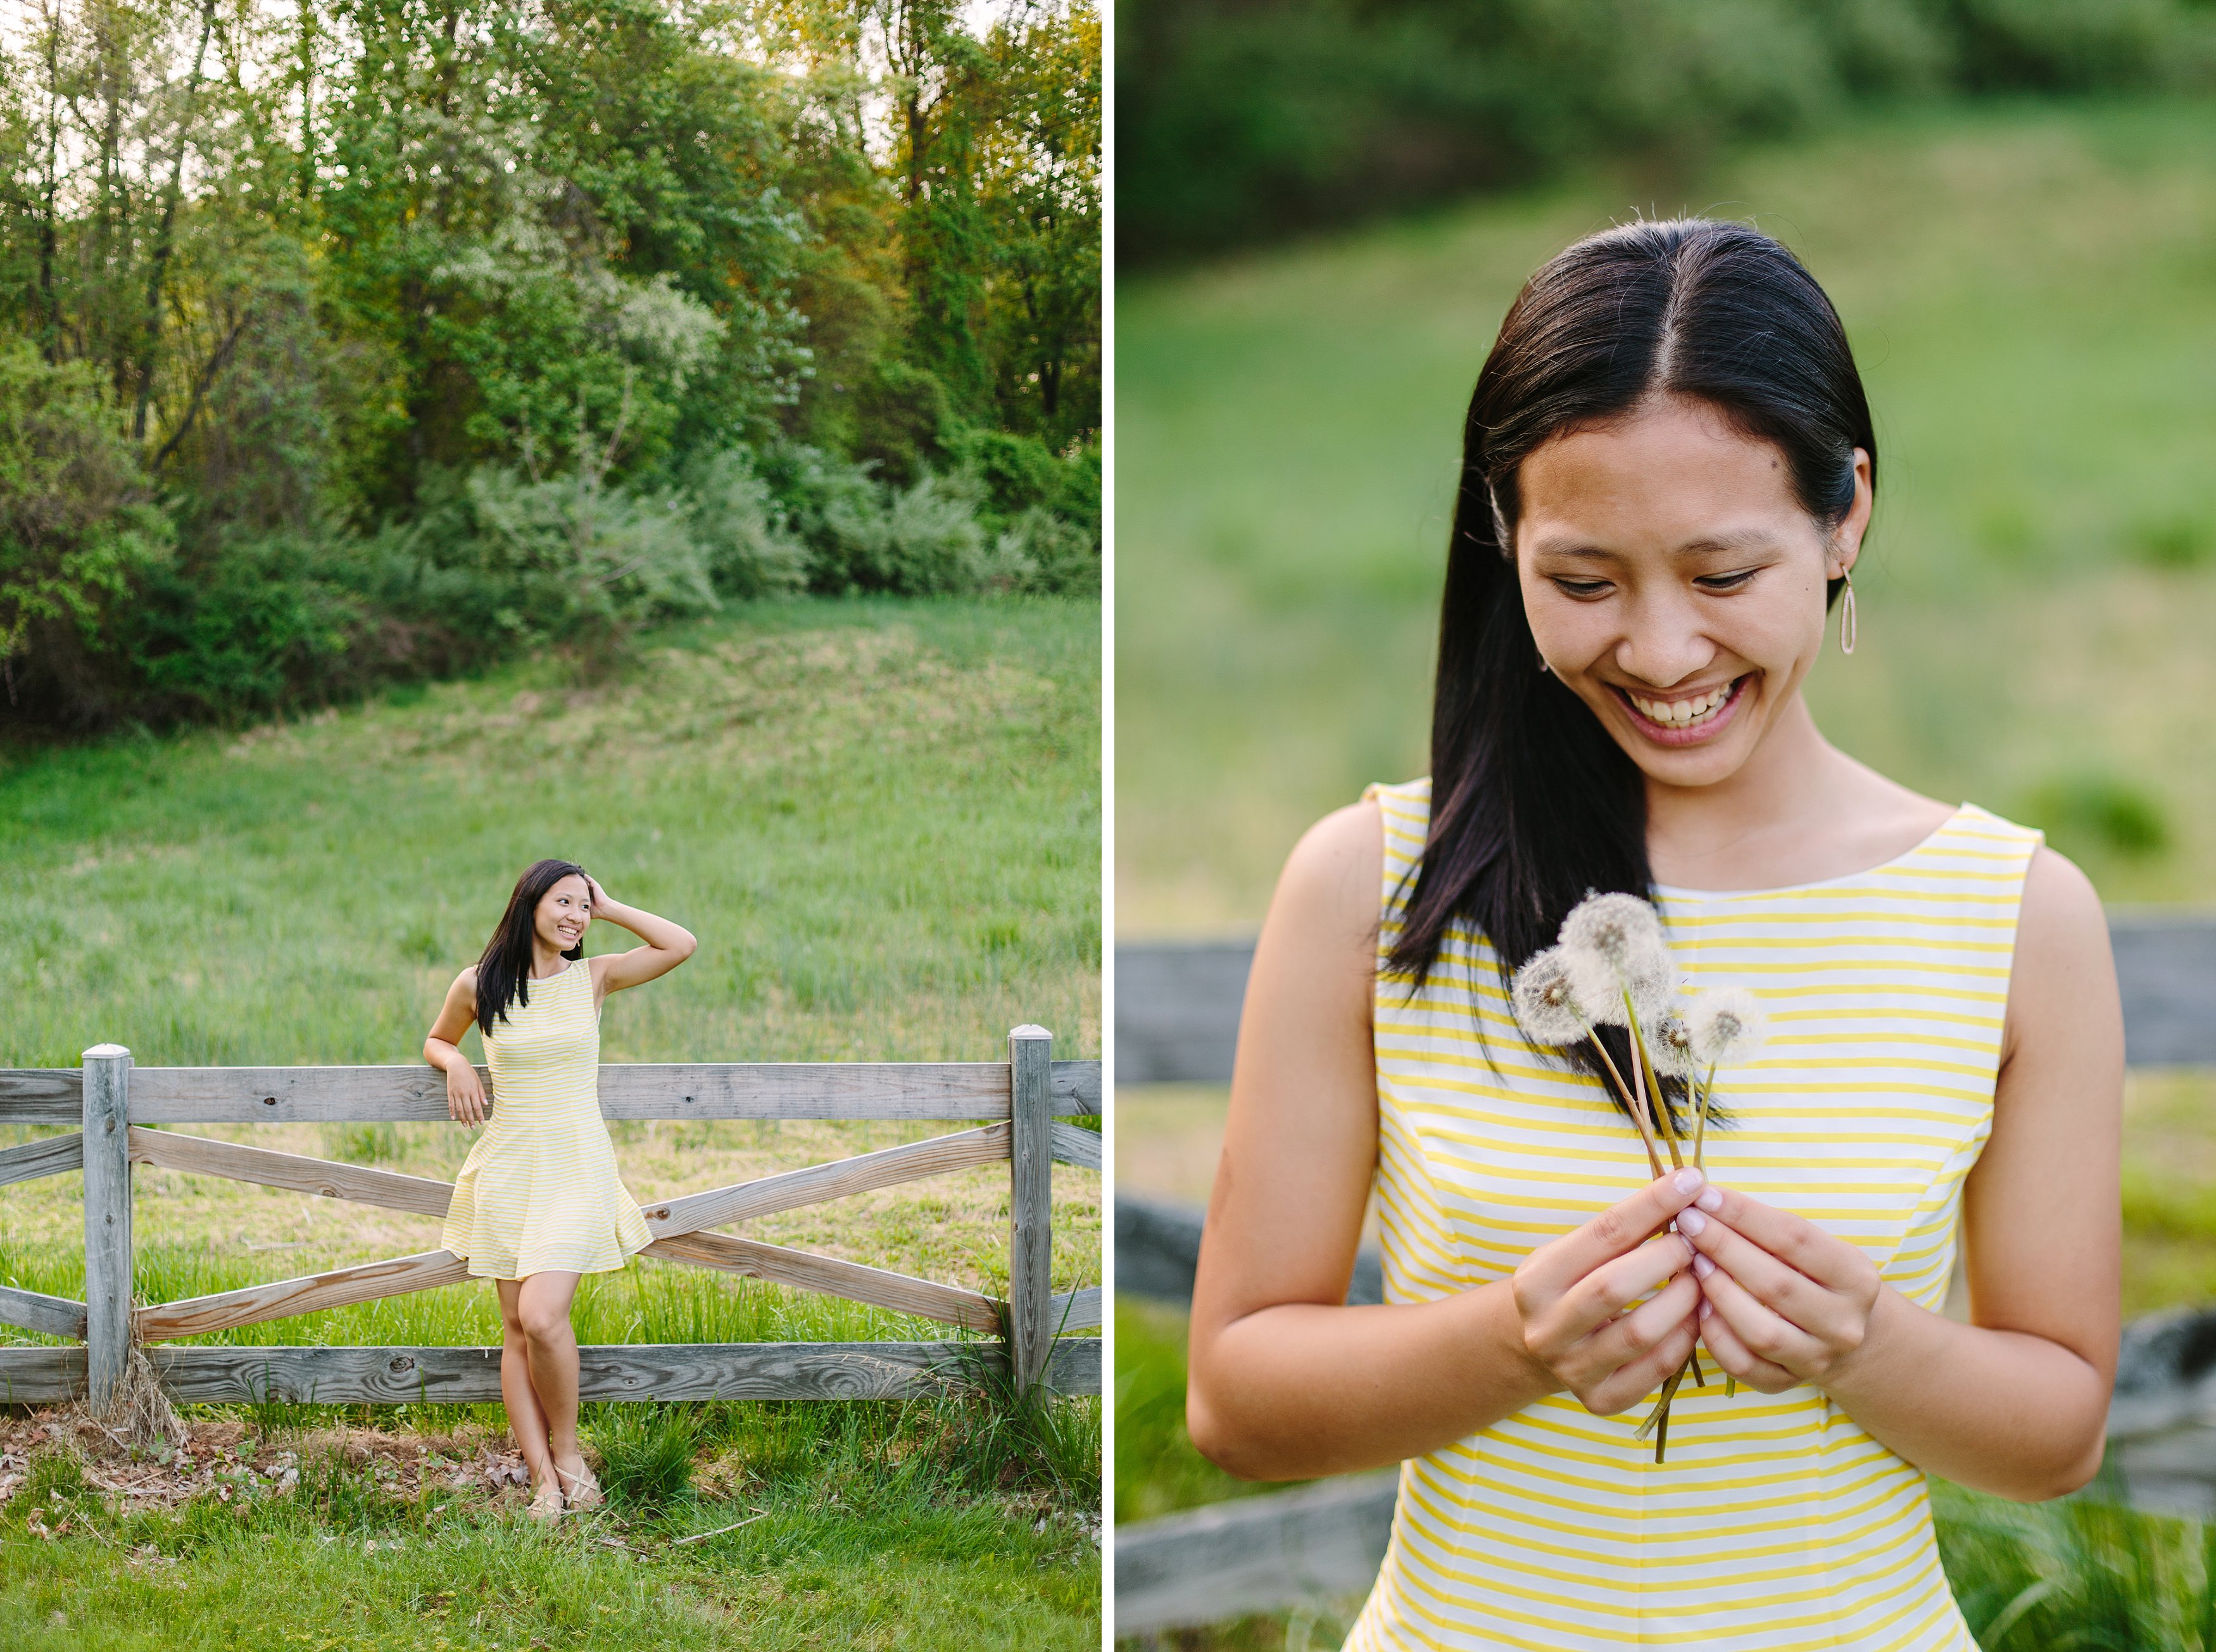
[1120,0,2216,264]
[0,0,1099,729]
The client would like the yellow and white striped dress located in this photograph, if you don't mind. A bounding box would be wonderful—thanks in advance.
[440,959,653,1281]
[1344,778,2042,1652]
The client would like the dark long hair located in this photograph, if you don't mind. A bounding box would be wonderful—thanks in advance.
[1385,218,1876,1121]
[475,858,591,1037]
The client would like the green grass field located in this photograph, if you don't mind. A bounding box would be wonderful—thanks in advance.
[0,596,1100,1646]
[1117,98,2216,930]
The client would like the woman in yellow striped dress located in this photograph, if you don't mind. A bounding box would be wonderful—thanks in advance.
[1185,220,2122,1649]
[424,859,696,1522]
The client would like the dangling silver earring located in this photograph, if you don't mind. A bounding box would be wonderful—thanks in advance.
[1838,569,1857,657]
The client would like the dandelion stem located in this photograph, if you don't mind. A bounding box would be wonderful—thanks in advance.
[1585,1031,1663,1179]
[1622,990,1683,1172]
[1693,1062,1717,1172]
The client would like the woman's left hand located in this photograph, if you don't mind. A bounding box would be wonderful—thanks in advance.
[583,873,614,919]
[1677,1185,1884,1394]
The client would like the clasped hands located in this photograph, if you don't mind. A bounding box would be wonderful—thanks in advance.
[1509,1167,1884,1416]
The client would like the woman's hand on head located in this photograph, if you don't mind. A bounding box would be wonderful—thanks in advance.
[1511,1168,1711,1415]
[1678,1185,1882,1394]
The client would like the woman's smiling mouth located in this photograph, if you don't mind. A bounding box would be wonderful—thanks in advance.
[1611,675,1749,743]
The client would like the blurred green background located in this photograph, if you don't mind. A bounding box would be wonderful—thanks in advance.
[1114,85,2216,1652]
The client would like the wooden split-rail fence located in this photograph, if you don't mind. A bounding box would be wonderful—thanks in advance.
[0,1026,1101,1410]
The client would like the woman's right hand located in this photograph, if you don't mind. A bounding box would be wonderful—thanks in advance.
[445,1058,488,1128]
[1509,1168,1710,1416]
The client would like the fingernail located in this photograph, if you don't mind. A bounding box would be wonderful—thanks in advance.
[1692,1254,1715,1280]
[1673,1167,1705,1195]
[1695,1188,1722,1212]
[1677,1208,1707,1237]
[1698,1299,1712,1321]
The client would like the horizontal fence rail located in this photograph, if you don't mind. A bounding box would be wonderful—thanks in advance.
[1116,918,2216,1084]
[0,1035,1102,1411]
[0,1060,1103,1126]
[0,1339,1104,1406]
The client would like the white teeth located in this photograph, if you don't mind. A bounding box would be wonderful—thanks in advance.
[1630,681,1735,728]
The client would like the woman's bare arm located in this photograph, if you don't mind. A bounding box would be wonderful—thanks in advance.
[425,968,488,1126]
[1186,802,1711,1479]
[584,875,698,1004]
[1689,845,2122,1499]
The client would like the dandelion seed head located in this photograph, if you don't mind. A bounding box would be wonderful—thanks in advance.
[1651,1006,1697,1080]
[1558,893,1674,1027]
[1559,892,1670,974]
[1511,947,1593,1047]
[1687,987,1768,1068]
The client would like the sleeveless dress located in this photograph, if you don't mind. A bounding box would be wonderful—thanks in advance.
[1343,778,2043,1652]
[439,958,653,1280]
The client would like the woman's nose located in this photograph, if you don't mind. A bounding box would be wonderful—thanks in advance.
[1613,605,1716,690]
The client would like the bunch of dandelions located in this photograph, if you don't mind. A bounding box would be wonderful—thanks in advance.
[1510,891,1768,1459]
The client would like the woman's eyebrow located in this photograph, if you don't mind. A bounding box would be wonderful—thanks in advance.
[1673,528,1784,555]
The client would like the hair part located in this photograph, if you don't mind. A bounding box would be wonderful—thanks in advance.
[475,858,591,1038]
[1386,218,1875,1126]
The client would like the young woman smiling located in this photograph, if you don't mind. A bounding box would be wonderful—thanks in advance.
[424,859,696,1522]
[1184,221,2123,1649]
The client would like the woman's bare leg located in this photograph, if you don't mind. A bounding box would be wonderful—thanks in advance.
[496,1278,557,1492]
[516,1271,586,1484]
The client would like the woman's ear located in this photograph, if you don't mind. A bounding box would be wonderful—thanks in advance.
[1827,446,1873,580]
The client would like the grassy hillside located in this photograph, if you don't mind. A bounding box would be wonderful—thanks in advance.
[1117,99,2216,931]
[3,598,1098,1066]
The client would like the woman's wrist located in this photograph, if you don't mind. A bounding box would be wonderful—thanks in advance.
[1808,1280,1912,1410]
[1462,1277,1562,1418]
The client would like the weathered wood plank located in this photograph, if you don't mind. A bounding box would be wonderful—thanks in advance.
[1118,1194,1382,1308]
[1114,1470,1402,1636]
[1049,1121,1101,1173]
[643,1232,1002,1335]
[82,1046,132,1414]
[1116,942,1254,1085]
[115,1063,1014,1123]
[0,1346,83,1402]
[643,1124,1011,1237]
[1050,1060,1101,1117]
[129,1128,453,1217]
[0,1132,83,1188]
[1048,1285,1101,1332]
[1116,925,2216,1084]
[0,1339,1103,1404]
[0,1283,87,1340]
[134,1249,470,1342]
[3,1056,1099,1123]
[1009,1028,1054,1394]
[2112,916,2216,1066]
[0,1069,82,1125]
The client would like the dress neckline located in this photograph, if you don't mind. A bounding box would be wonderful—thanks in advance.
[527,957,580,983]
[1650,804,1970,901]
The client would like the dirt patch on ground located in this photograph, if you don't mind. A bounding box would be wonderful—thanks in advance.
[0,1409,536,1520]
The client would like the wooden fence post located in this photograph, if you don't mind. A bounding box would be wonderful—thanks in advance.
[82,1043,133,1414]
[1007,1025,1053,1396]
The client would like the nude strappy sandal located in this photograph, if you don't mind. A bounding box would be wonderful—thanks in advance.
[553,1460,603,1513]
[527,1477,565,1524]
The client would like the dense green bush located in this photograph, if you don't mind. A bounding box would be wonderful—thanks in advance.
[1117,0,2216,262]
[11,430,1098,724]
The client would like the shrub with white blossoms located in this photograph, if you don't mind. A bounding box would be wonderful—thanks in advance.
[1509,890,1769,1459]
